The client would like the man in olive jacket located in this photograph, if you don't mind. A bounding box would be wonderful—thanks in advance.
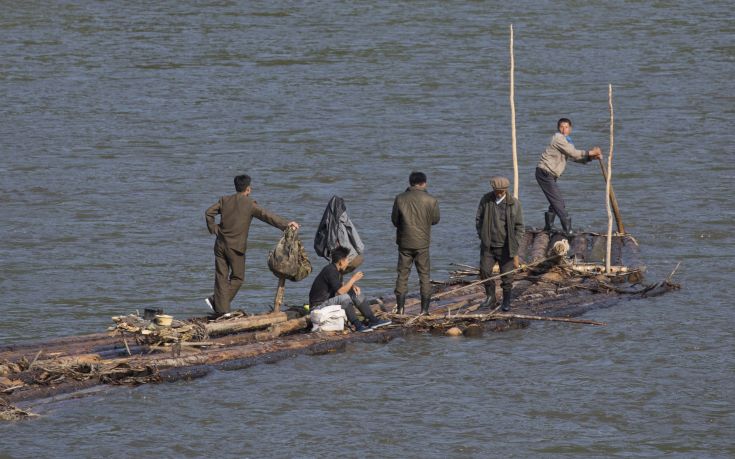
[391,171,440,315]
[476,176,524,311]
[205,174,299,315]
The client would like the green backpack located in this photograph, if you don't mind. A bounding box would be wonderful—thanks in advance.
[268,227,312,282]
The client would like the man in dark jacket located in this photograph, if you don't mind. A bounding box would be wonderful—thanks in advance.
[476,176,524,311]
[309,247,391,332]
[391,171,440,315]
[205,174,299,315]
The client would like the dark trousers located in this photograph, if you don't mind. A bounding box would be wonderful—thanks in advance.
[395,247,432,298]
[535,167,568,221]
[479,246,514,295]
[213,238,245,314]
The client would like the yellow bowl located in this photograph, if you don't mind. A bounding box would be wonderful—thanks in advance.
[154,314,173,327]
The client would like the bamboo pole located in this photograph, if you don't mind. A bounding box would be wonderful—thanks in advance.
[509,23,518,199]
[605,84,614,273]
[597,158,625,233]
[432,254,560,300]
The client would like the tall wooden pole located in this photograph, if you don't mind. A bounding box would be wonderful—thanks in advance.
[510,24,518,199]
[605,84,614,273]
[597,158,625,233]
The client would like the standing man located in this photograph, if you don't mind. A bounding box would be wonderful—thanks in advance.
[391,171,440,316]
[205,174,299,316]
[536,118,602,235]
[476,176,524,312]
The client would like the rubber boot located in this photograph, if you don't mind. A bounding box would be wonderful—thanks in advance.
[395,294,405,315]
[420,296,431,316]
[479,284,497,309]
[543,212,556,232]
[501,288,512,312]
[560,216,575,237]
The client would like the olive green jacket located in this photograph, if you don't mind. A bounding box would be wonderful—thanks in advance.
[475,192,524,257]
[391,186,440,250]
[205,193,288,254]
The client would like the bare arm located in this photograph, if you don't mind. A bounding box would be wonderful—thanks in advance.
[337,271,364,295]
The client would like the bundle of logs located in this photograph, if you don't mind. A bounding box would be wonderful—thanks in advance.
[0,232,681,421]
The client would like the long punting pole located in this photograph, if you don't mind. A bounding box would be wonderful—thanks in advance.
[605,84,614,273]
[598,159,625,233]
[510,24,519,199]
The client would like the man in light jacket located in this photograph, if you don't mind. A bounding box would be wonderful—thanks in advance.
[391,171,440,315]
[536,118,601,235]
[476,176,524,312]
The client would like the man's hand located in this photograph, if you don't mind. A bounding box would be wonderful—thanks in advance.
[588,146,602,159]
[351,271,364,283]
[352,285,361,296]
[288,221,300,230]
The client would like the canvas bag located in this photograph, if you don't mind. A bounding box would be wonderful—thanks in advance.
[310,304,347,332]
[268,227,312,282]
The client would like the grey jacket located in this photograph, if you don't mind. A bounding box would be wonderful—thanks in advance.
[391,186,440,250]
[537,132,592,178]
[476,192,524,257]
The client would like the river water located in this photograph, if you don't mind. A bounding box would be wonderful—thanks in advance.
[1,1,733,457]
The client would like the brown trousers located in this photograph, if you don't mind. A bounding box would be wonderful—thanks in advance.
[213,238,246,314]
[395,247,432,298]
[479,246,514,295]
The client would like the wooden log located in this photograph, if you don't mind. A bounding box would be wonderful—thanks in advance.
[517,231,535,263]
[204,311,301,337]
[530,231,550,261]
[254,317,309,341]
[570,233,589,262]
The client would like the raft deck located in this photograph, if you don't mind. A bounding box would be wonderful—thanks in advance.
[0,230,678,420]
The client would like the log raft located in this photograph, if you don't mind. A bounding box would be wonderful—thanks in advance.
[1,230,677,420]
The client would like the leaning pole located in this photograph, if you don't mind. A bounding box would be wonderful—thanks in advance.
[509,24,519,200]
[605,84,615,273]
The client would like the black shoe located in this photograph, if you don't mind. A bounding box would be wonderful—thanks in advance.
[395,294,405,315]
[480,295,497,309]
[420,296,431,316]
[501,289,512,312]
[560,216,575,237]
[205,297,215,313]
[368,318,392,329]
[544,212,556,232]
[353,322,373,333]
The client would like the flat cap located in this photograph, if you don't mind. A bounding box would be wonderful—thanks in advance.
[490,176,510,190]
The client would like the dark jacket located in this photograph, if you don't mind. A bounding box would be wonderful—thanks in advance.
[314,196,364,261]
[205,193,288,253]
[476,192,524,257]
[391,186,440,250]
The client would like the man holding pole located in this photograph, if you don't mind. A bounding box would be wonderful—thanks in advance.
[536,118,602,235]
[476,176,524,312]
[205,174,299,316]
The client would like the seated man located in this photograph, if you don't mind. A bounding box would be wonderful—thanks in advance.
[309,247,391,332]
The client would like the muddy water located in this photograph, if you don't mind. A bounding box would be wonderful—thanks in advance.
[1,1,733,457]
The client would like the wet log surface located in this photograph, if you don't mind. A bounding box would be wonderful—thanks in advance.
[0,231,678,418]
